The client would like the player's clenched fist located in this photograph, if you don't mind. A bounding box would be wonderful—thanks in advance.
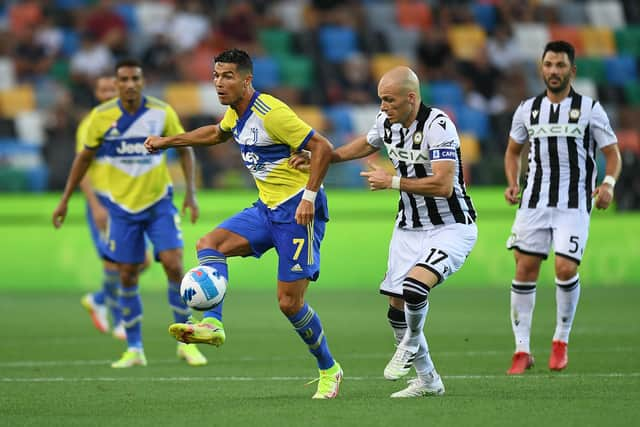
[144,136,167,153]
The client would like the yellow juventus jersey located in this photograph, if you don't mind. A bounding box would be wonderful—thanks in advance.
[75,112,110,194]
[219,92,314,208]
[83,96,185,213]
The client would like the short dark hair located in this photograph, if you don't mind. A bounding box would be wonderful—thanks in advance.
[542,40,575,64]
[115,58,142,73]
[214,48,253,74]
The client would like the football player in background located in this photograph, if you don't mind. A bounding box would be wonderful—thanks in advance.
[504,41,621,374]
[144,48,343,399]
[78,75,150,341]
[53,59,207,368]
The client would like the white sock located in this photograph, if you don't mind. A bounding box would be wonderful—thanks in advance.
[553,275,581,343]
[414,332,435,380]
[511,281,536,353]
[401,301,429,349]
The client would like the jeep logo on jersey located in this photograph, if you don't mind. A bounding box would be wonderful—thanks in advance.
[116,141,148,155]
[387,147,430,164]
[241,150,264,171]
[527,124,584,138]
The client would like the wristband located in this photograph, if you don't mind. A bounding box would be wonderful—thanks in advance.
[602,175,616,188]
[302,189,317,203]
[391,176,401,190]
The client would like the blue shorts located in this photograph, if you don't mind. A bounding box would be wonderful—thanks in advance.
[103,195,183,264]
[218,190,329,282]
[85,196,110,260]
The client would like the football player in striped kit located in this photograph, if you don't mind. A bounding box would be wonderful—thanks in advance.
[504,41,621,374]
[293,66,478,397]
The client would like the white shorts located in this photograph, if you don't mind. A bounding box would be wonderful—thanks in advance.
[380,223,478,297]
[506,208,591,264]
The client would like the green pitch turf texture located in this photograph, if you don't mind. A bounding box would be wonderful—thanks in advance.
[1,286,638,426]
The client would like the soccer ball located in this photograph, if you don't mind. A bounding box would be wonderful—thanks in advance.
[180,266,227,311]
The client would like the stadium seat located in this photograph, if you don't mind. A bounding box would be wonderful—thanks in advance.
[350,104,381,135]
[459,133,481,164]
[604,56,638,86]
[557,1,589,25]
[115,3,138,32]
[585,1,626,29]
[580,27,616,57]
[258,28,293,57]
[514,23,550,61]
[164,83,202,118]
[383,28,420,63]
[471,3,497,32]
[396,0,432,30]
[198,84,227,118]
[324,105,354,134]
[549,26,584,56]
[615,129,640,155]
[448,24,487,61]
[318,26,359,63]
[575,57,606,85]
[135,2,174,38]
[624,82,640,107]
[251,56,280,90]
[363,3,397,34]
[614,26,640,56]
[0,85,35,118]
[15,111,45,145]
[278,55,313,90]
[60,29,80,57]
[572,77,598,100]
[420,83,430,105]
[455,106,490,141]
[0,57,16,90]
[293,106,327,132]
[370,54,410,81]
[428,81,464,109]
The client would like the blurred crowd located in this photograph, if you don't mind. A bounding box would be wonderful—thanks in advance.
[1,0,639,208]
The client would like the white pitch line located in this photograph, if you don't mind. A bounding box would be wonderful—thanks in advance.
[1,347,636,369]
[1,373,640,383]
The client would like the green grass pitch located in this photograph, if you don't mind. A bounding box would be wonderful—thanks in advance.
[1,286,638,426]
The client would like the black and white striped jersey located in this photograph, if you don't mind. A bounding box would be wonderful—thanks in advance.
[366,103,476,230]
[510,88,617,212]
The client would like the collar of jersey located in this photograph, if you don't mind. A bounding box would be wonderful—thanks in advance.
[234,91,261,136]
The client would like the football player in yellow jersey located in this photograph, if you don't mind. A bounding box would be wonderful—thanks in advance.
[53,59,207,368]
[144,49,343,399]
[77,75,126,340]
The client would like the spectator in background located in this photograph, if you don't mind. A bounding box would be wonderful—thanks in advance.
[141,33,178,83]
[334,52,378,105]
[218,1,259,52]
[12,24,55,82]
[70,31,115,105]
[84,0,128,56]
[43,88,78,190]
[169,0,210,53]
[416,28,455,82]
[487,23,522,73]
[459,48,507,114]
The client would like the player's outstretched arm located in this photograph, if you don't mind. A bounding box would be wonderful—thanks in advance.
[52,148,96,228]
[504,138,524,205]
[176,146,199,224]
[288,135,379,171]
[144,124,231,153]
[593,143,622,210]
